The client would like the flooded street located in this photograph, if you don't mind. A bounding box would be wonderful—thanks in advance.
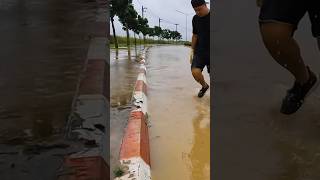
[213,0,320,179]
[147,46,210,179]
[0,0,98,179]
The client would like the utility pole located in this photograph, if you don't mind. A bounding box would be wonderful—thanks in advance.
[159,18,162,28]
[176,10,193,42]
[141,6,147,45]
[141,6,147,18]
[158,18,162,43]
[174,24,179,43]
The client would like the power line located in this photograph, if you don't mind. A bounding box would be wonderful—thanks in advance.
[134,0,179,26]
[133,0,192,35]
[161,19,177,25]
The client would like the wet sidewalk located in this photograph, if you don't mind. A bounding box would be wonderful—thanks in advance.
[147,45,210,180]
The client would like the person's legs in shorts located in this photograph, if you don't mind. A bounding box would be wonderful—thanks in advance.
[191,55,209,87]
[191,55,209,97]
[259,0,319,114]
[259,0,309,84]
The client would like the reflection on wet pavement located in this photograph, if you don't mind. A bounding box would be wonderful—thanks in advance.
[190,99,210,180]
[110,47,142,107]
[147,46,210,179]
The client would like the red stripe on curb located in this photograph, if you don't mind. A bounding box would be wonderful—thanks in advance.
[58,156,109,180]
[119,110,150,166]
[79,59,107,97]
[135,80,147,95]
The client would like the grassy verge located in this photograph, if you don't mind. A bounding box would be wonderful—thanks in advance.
[110,36,190,47]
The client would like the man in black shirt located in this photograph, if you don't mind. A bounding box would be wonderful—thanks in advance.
[190,0,210,98]
[259,0,320,114]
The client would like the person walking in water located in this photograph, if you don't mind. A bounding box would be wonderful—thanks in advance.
[258,0,320,114]
[190,0,210,98]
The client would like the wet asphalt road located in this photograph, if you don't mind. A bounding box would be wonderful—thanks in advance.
[0,0,97,179]
[213,0,320,179]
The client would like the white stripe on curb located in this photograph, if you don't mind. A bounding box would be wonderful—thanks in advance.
[115,157,151,180]
[140,64,147,74]
[133,91,148,116]
[137,73,147,84]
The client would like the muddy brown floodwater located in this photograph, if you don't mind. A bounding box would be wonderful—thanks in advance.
[147,45,210,180]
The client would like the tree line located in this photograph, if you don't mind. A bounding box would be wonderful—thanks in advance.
[110,0,182,49]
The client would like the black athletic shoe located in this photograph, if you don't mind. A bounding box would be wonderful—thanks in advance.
[281,67,318,115]
[198,84,209,98]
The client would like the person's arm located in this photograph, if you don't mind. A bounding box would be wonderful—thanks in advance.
[191,34,198,50]
[190,34,197,64]
[190,16,198,63]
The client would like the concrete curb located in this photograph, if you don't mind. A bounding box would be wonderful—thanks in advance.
[115,48,151,180]
[57,0,109,179]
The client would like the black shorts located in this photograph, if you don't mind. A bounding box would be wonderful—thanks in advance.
[191,54,210,73]
[259,0,320,37]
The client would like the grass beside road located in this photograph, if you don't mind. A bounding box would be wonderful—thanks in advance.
[110,36,190,48]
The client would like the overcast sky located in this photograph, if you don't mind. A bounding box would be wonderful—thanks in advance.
[110,0,210,41]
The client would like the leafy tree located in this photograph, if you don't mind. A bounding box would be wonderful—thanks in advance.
[110,0,130,49]
[118,2,138,51]
[154,26,163,41]
[137,15,149,43]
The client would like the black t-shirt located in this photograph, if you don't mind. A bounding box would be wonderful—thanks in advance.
[192,12,210,56]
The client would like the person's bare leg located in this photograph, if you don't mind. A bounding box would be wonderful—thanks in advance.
[192,68,208,87]
[260,22,309,84]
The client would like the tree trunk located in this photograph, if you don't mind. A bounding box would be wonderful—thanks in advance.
[111,16,118,49]
[126,26,131,59]
[139,35,142,50]
[126,26,130,48]
[134,33,137,58]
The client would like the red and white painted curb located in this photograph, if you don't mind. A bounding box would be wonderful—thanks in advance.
[133,65,148,116]
[115,48,151,180]
[57,0,109,179]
